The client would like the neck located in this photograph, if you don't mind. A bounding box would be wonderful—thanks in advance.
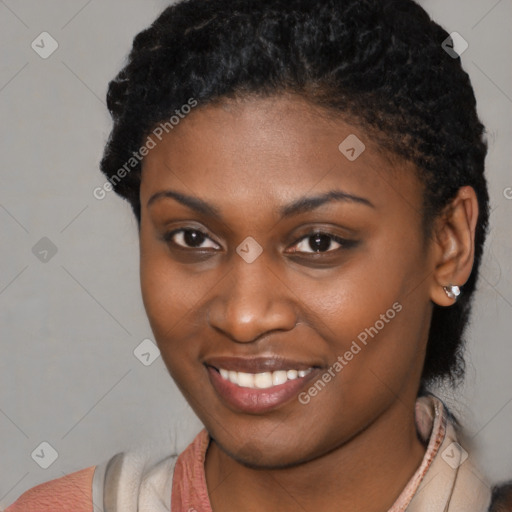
[205,395,426,512]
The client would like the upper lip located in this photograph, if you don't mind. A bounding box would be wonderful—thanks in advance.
[204,356,322,373]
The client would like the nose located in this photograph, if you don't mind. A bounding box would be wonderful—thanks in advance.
[207,258,297,343]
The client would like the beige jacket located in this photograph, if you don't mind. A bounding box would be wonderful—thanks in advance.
[390,395,491,510]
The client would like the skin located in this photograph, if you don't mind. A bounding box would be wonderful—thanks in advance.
[139,94,478,512]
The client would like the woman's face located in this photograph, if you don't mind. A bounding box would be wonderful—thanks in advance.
[139,95,435,468]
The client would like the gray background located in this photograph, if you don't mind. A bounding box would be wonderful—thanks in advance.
[0,0,511,506]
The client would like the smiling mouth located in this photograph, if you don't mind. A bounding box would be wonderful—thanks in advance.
[213,367,314,389]
[203,356,322,412]
[206,363,320,413]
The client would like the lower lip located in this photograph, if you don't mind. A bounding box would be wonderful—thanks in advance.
[206,366,319,414]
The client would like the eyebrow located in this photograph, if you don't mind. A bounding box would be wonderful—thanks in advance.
[147,188,374,220]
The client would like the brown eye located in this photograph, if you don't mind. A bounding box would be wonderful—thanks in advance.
[165,229,220,250]
[289,232,355,254]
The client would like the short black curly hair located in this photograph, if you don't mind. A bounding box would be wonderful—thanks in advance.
[100,0,489,389]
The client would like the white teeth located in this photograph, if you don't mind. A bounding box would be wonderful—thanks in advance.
[254,372,273,389]
[237,372,255,388]
[216,367,312,388]
[287,370,298,380]
[272,370,288,385]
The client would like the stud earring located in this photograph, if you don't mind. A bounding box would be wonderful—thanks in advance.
[443,285,461,300]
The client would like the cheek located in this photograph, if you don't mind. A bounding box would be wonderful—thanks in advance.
[299,248,414,339]
[139,229,200,346]
[139,220,211,322]
[139,252,209,395]
[141,262,199,328]
[299,234,428,389]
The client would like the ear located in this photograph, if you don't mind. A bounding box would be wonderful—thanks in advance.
[429,186,479,307]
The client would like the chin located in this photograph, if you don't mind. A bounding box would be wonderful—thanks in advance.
[213,438,314,470]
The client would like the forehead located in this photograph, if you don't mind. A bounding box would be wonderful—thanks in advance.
[140,95,421,217]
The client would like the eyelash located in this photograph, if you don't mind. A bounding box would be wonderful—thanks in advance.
[163,228,356,255]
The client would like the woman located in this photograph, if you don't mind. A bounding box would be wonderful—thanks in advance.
[4,0,510,510]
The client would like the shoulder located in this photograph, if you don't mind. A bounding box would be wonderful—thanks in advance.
[3,422,203,512]
[3,466,95,512]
